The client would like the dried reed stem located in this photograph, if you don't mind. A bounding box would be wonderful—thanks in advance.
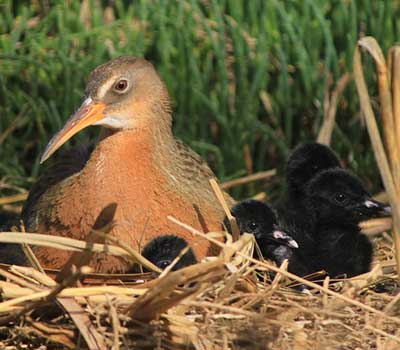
[317,74,350,145]
[392,47,400,150]
[220,169,276,190]
[0,193,27,205]
[354,39,400,275]
[209,179,240,241]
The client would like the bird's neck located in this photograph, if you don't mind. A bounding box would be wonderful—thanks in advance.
[94,123,176,172]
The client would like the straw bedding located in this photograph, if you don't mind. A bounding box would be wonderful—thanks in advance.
[0,221,398,350]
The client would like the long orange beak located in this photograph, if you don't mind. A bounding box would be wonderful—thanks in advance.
[40,99,106,163]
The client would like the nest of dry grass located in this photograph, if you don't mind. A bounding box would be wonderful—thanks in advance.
[0,219,399,350]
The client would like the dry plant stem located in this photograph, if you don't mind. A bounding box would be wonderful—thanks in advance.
[11,266,55,287]
[271,259,288,290]
[0,232,134,258]
[18,221,45,273]
[317,74,350,145]
[92,229,161,273]
[159,245,191,278]
[354,44,400,275]
[22,244,45,273]
[168,216,400,325]
[209,179,240,241]
[0,284,147,301]
[392,47,400,150]
[323,276,330,307]
[365,325,400,344]
[359,39,400,210]
[107,296,120,350]
[127,260,226,321]
[58,297,107,350]
[56,222,115,283]
[220,169,276,190]
[0,193,27,205]
[358,37,400,174]
[0,266,90,323]
[359,217,393,235]
[0,268,44,292]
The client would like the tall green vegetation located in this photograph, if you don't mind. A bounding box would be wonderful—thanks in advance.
[0,1,398,198]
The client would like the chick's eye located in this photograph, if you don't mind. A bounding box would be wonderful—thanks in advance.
[247,222,258,231]
[334,193,347,204]
[157,260,171,269]
[114,79,129,92]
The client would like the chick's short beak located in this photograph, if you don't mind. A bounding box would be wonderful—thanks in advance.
[40,98,106,163]
[272,226,299,249]
[364,199,392,216]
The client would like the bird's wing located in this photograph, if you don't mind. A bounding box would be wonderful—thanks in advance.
[21,142,94,229]
[174,139,235,206]
[174,139,217,180]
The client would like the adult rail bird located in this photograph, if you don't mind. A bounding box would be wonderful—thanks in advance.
[22,56,234,273]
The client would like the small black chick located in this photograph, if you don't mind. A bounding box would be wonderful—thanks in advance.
[224,199,298,266]
[138,235,197,272]
[276,142,342,232]
[275,143,342,272]
[285,142,342,200]
[304,168,390,277]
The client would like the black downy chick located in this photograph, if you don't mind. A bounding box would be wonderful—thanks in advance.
[274,143,342,273]
[304,168,391,277]
[276,142,342,233]
[285,143,342,201]
[224,199,298,267]
[136,235,197,272]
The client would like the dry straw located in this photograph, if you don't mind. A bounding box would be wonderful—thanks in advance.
[354,37,400,275]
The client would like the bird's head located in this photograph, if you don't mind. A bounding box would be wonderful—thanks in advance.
[41,56,171,163]
[286,143,341,196]
[225,199,298,249]
[306,168,391,226]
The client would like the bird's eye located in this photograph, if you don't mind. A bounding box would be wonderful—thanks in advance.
[114,79,129,93]
[334,193,348,204]
[157,260,171,269]
[247,222,258,232]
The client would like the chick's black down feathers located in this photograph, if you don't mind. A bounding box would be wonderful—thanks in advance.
[276,143,342,242]
[274,143,343,274]
[224,200,298,266]
[139,235,197,272]
[304,168,389,277]
[286,142,342,198]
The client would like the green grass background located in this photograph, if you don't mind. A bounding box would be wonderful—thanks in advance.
[0,0,398,200]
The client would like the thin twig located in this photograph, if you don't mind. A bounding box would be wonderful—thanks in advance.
[209,179,240,241]
[220,169,276,190]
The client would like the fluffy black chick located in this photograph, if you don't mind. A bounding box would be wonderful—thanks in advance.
[224,199,299,266]
[275,143,342,265]
[136,235,197,272]
[304,168,390,277]
[285,142,342,200]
